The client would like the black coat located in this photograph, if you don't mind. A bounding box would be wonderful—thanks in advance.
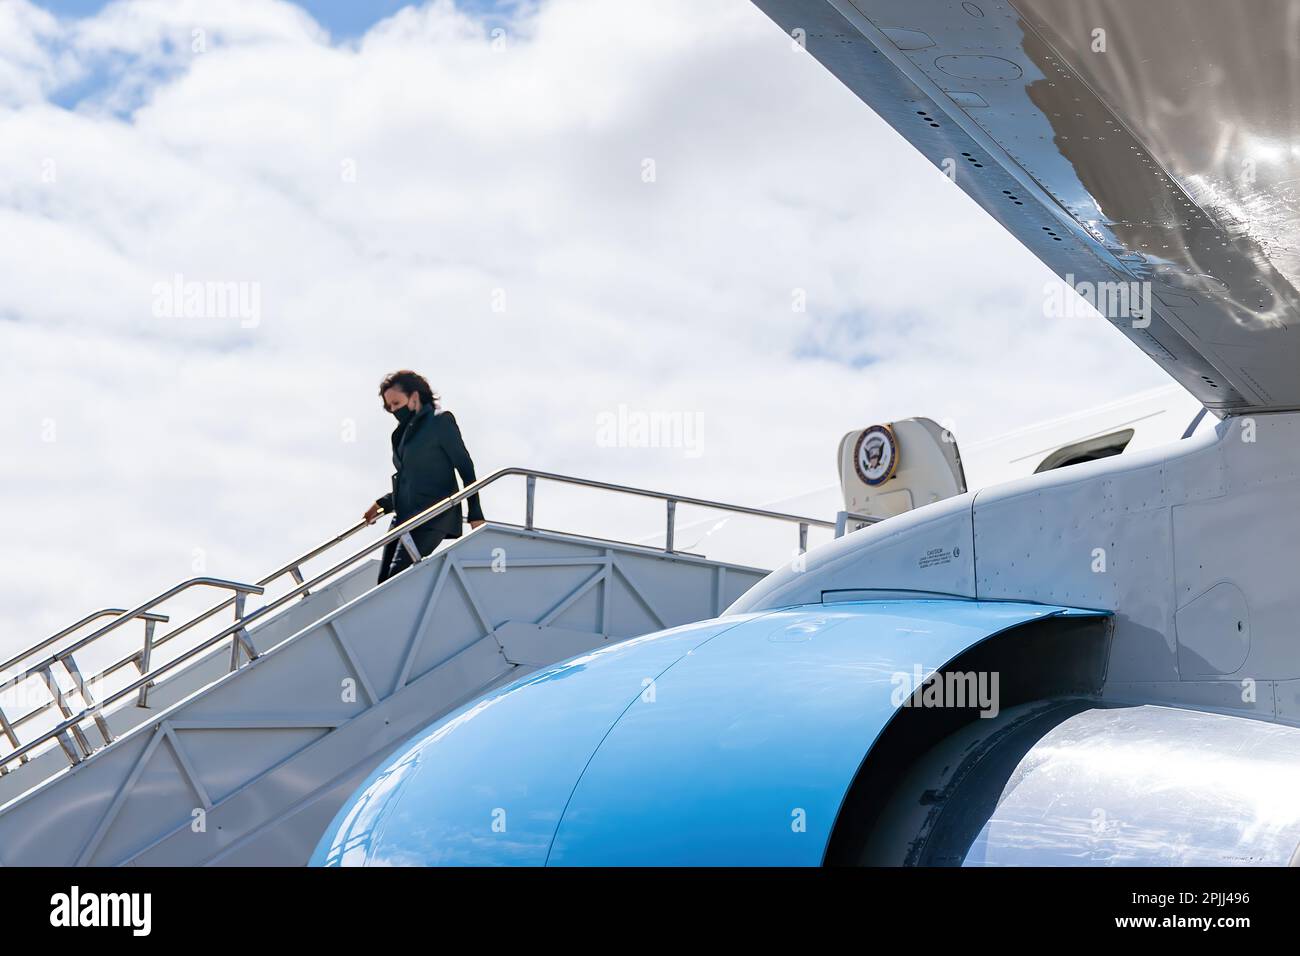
[376,406,484,537]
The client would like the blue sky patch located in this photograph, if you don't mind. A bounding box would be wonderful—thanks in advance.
[30,0,522,112]
[32,0,515,40]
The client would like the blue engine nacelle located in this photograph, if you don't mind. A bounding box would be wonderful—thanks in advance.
[311,599,1134,866]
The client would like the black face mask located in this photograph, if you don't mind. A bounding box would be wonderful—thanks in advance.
[392,405,415,425]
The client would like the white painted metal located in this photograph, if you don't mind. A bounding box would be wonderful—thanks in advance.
[0,562,377,808]
[675,386,1212,565]
[0,526,766,866]
[837,418,966,527]
[733,410,1300,726]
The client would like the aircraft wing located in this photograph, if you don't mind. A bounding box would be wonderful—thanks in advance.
[753,0,1300,413]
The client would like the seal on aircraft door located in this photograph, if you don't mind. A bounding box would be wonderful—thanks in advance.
[854,424,898,486]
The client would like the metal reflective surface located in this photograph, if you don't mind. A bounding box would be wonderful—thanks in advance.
[965,704,1300,866]
[753,0,1300,411]
[1015,0,1300,313]
[311,600,1100,866]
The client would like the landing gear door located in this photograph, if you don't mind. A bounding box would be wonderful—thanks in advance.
[838,417,967,530]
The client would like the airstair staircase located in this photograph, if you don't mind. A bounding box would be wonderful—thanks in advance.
[0,469,868,866]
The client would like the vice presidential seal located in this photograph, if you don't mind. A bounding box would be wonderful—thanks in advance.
[853,424,898,486]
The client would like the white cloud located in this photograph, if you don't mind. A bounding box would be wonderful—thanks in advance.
[0,0,65,106]
[0,0,1167,646]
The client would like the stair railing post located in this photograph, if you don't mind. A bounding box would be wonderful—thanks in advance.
[40,666,91,764]
[228,592,259,672]
[399,532,422,565]
[0,707,24,775]
[136,617,158,708]
[63,653,113,746]
[525,474,537,531]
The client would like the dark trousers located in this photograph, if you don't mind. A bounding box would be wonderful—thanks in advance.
[377,522,447,584]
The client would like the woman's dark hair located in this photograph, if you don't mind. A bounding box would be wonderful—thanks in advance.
[378,369,437,407]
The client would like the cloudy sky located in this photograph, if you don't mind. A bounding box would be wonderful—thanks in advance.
[0,0,1171,645]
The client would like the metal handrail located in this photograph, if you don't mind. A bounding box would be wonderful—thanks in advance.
[1,608,170,677]
[0,520,375,752]
[0,580,264,768]
[8,579,262,680]
[0,467,882,773]
[22,520,369,678]
[93,521,372,687]
[834,510,877,538]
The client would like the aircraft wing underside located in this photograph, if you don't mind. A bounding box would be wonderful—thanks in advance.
[753,0,1300,413]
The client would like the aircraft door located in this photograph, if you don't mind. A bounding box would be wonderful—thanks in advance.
[837,418,967,531]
